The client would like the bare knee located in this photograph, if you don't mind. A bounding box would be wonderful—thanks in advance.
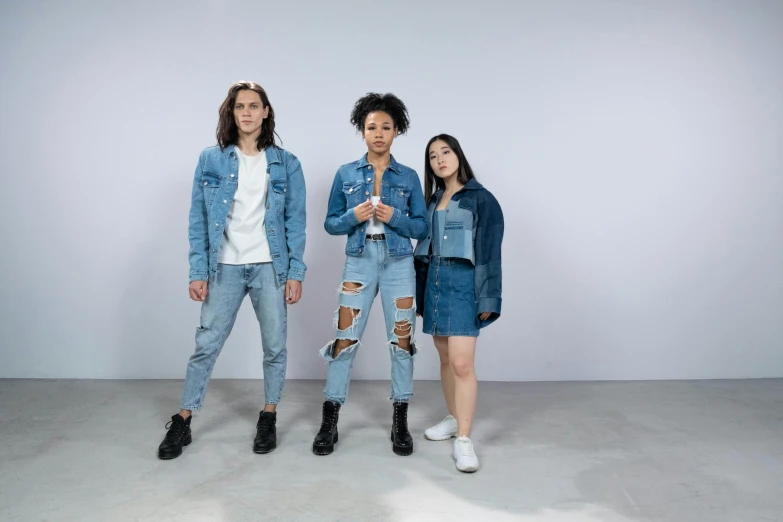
[334,299,361,357]
[393,296,414,352]
[450,358,475,379]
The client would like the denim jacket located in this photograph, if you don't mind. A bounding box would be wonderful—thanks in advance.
[188,145,307,285]
[324,154,428,256]
[414,178,504,327]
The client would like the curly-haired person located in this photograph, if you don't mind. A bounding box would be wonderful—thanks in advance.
[312,93,428,457]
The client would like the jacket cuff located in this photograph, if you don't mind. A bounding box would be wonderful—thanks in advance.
[477,297,501,315]
[344,209,360,227]
[189,271,209,283]
[287,266,306,282]
[388,207,402,227]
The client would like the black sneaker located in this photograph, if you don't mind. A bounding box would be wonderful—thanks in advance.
[253,411,277,454]
[313,401,341,456]
[391,401,413,456]
[158,414,192,460]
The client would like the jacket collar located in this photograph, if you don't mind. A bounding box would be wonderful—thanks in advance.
[355,153,402,174]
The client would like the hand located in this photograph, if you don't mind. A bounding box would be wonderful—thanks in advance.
[375,200,394,223]
[479,312,492,321]
[285,280,302,305]
[189,280,208,302]
[353,199,374,223]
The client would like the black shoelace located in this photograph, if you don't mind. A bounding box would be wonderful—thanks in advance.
[394,404,409,433]
[164,418,187,442]
[257,415,274,433]
[319,405,337,432]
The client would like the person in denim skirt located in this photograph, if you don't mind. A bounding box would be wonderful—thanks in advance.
[313,93,428,456]
[414,134,504,472]
[157,81,307,459]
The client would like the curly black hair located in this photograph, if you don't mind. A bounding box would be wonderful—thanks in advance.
[350,93,410,134]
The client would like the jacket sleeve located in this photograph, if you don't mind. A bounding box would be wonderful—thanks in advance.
[324,169,360,235]
[284,153,307,282]
[474,190,504,328]
[385,171,429,240]
[188,152,209,283]
[414,256,429,316]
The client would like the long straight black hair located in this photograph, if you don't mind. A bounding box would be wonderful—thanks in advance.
[423,134,476,201]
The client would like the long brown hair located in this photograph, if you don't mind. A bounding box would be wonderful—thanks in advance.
[216,81,279,151]
[423,134,476,201]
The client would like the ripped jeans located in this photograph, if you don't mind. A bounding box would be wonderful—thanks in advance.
[320,239,417,404]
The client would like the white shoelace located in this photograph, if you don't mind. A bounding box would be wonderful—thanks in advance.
[456,438,476,458]
[437,415,455,427]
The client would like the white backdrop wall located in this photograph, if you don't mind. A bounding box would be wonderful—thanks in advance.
[1,0,781,380]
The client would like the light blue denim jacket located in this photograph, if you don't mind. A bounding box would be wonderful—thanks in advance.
[324,154,428,257]
[188,145,307,285]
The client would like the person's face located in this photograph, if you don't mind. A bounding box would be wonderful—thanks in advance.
[233,89,269,137]
[429,140,460,180]
[363,111,397,155]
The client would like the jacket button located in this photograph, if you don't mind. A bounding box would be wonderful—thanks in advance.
[444,236,447,239]
[230,174,235,178]
[223,200,227,204]
[367,166,371,169]
[203,181,208,186]
[365,191,369,195]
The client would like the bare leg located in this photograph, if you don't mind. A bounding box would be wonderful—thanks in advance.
[433,335,456,417]
[448,336,477,438]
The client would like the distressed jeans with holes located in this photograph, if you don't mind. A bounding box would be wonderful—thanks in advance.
[181,263,287,410]
[319,240,417,404]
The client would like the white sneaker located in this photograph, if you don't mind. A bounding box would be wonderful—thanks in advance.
[453,436,479,473]
[424,415,458,441]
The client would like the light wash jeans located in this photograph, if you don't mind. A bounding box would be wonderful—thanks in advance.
[181,263,287,410]
[320,239,417,404]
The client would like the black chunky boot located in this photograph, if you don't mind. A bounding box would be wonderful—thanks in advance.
[313,400,341,456]
[157,414,192,460]
[253,411,277,454]
[390,401,413,456]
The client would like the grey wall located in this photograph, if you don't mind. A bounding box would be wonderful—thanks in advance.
[1,0,781,380]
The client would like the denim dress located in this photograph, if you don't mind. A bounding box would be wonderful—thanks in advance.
[421,209,480,337]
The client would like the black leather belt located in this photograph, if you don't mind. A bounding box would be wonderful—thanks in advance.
[366,234,386,241]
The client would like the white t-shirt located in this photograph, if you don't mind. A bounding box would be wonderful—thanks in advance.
[218,148,272,264]
[365,195,385,235]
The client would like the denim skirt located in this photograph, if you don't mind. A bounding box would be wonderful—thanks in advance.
[422,256,479,337]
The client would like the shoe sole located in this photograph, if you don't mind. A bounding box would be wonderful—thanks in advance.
[453,452,478,473]
[158,434,192,460]
[391,432,413,456]
[253,444,277,455]
[424,431,457,441]
[312,432,338,456]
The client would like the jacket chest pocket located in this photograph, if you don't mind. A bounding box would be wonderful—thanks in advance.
[202,171,221,207]
[444,207,473,230]
[390,185,411,211]
[270,180,286,213]
[343,181,364,208]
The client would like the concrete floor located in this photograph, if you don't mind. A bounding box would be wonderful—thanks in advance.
[0,379,781,522]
